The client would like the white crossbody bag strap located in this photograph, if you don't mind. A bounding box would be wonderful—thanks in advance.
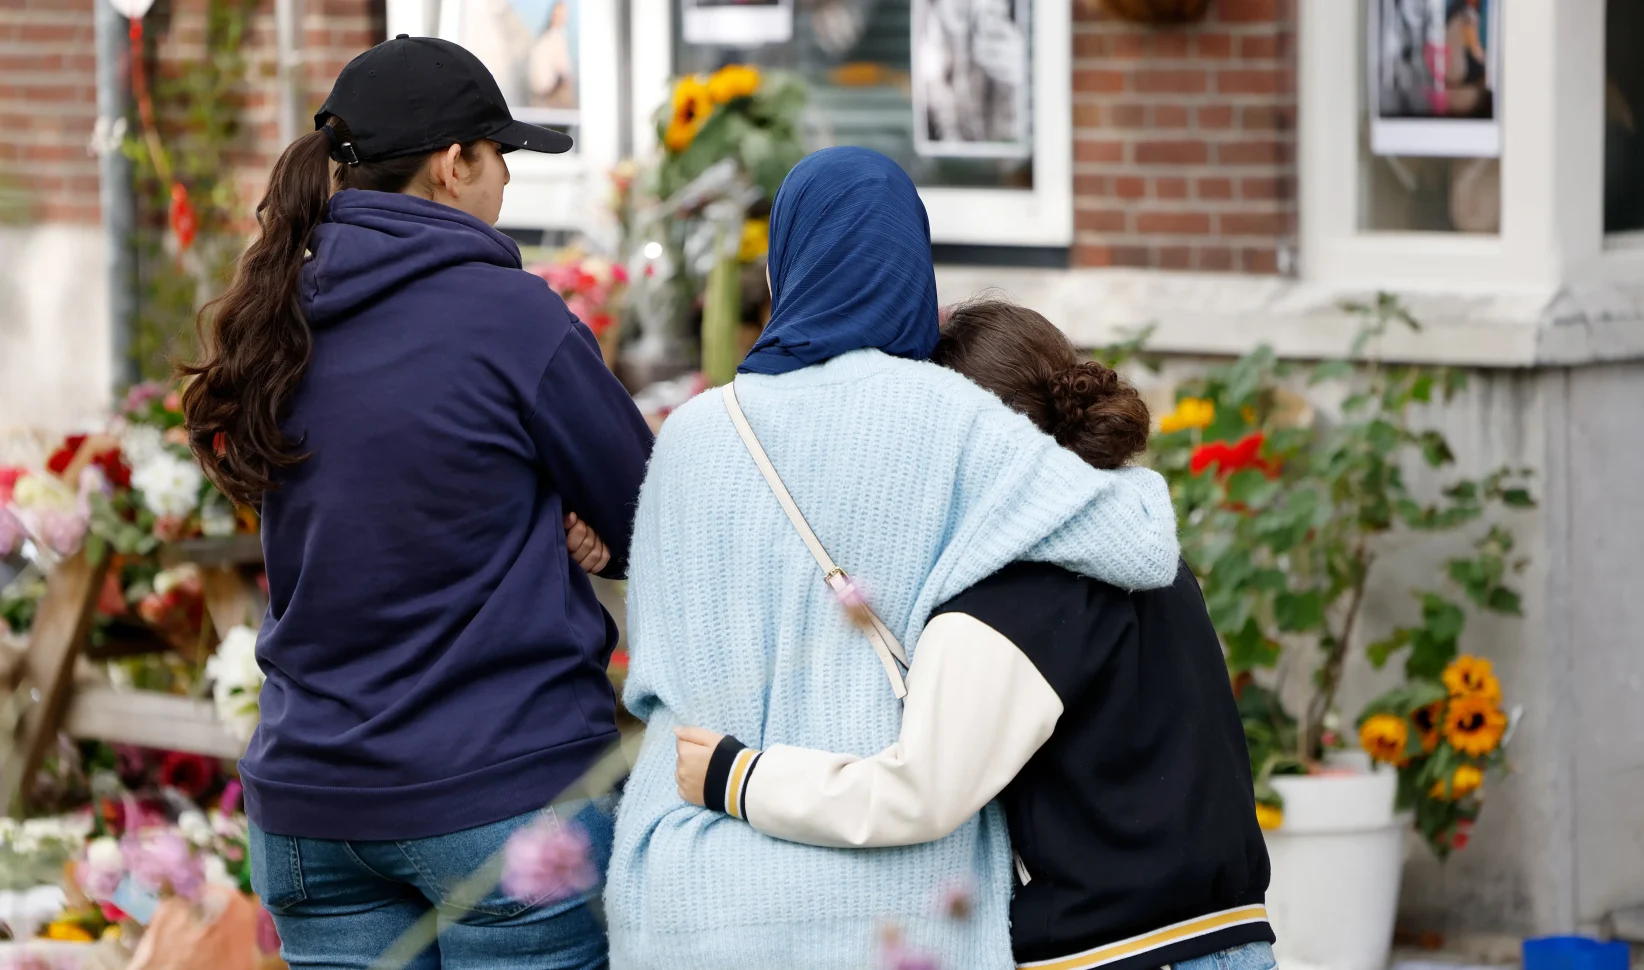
[721,382,909,700]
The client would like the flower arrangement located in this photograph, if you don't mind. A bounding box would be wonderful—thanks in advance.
[654,65,804,204]
[1110,295,1532,855]
[530,251,630,370]
[204,626,264,743]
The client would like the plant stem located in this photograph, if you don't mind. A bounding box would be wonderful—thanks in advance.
[1304,545,1372,761]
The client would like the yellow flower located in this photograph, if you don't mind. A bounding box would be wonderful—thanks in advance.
[707,64,762,103]
[663,75,714,152]
[738,218,770,263]
[1241,405,1257,424]
[1444,695,1508,756]
[1411,700,1444,753]
[1429,763,1485,801]
[1159,397,1215,434]
[1255,803,1284,831]
[43,920,95,942]
[1442,655,1502,705]
[1359,713,1409,765]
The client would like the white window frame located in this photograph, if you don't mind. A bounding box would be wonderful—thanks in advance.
[384,0,625,244]
[1297,0,1606,292]
[629,0,1073,247]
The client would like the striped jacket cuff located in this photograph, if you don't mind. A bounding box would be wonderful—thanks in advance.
[702,734,762,820]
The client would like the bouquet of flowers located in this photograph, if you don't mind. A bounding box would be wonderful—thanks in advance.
[530,251,629,370]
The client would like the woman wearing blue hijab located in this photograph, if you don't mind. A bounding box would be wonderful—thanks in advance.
[604,148,1181,969]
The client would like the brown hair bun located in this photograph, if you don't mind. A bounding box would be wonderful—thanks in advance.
[933,299,1151,470]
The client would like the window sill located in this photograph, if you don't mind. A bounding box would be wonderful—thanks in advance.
[932,266,1644,368]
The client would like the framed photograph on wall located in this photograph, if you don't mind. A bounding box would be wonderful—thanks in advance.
[912,0,1032,159]
[1369,0,1502,158]
[681,0,794,47]
[454,0,580,128]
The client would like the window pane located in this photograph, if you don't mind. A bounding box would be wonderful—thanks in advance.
[671,0,1032,190]
[1606,0,1644,233]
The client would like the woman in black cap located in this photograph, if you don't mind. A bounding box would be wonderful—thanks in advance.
[181,35,651,969]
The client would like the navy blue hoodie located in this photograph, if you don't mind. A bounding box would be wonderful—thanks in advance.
[240,190,654,841]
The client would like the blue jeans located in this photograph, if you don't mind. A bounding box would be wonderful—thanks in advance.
[1172,942,1277,970]
[249,800,613,970]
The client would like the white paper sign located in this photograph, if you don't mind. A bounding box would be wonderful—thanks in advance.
[107,0,157,19]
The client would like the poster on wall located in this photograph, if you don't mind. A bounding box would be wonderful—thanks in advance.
[912,0,1032,160]
[681,0,795,47]
[459,0,580,128]
[1369,0,1501,158]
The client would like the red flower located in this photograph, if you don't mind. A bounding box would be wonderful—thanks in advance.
[589,313,615,337]
[158,751,217,799]
[0,466,23,505]
[610,263,630,284]
[47,434,88,476]
[101,902,129,923]
[91,447,131,489]
[96,571,128,617]
[609,648,630,672]
[168,182,197,252]
[1191,432,1280,481]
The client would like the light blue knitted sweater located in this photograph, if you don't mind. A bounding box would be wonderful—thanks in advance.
[607,350,1179,970]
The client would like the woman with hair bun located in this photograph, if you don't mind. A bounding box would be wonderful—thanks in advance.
[674,301,1276,970]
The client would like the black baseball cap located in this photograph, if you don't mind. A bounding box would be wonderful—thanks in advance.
[315,34,573,163]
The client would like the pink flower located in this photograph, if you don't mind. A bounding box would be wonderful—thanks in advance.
[610,263,630,284]
[255,902,281,955]
[37,508,87,556]
[125,829,204,901]
[219,779,243,815]
[500,817,597,904]
[0,508,20,558]
[123,382,167,414]
[77,858,124,899]
[565,295,596,323]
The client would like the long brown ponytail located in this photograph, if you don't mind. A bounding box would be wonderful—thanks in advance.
[180,121,481,506]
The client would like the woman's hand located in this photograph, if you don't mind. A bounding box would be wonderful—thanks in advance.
[564,512,610,574]
[674,727,724,807]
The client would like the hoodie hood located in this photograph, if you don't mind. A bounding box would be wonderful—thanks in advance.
[300,190,523,327]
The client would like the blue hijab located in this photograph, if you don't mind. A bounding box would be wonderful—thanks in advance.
[739,147,939,376]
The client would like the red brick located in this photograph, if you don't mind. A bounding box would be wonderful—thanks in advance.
[1198,105,1235,129]
[1075,69,1127,94]
[1218,69,1290,96]
[1219,0,1282,22]
[1111,245,1151,267]
[1073,102,1103,128]
[1241,105,1295,131]
[1137,211,1212,234]
[1154,103,1189,129]
[1074,174,1109,197]
[1114,176,1147,199]
[1076,208,1128,232]
[17,23,82,43]
[1136,139,1209,164]
[1241,247,1281,273]
[1074,32,1109,58]
[1196,33,1234,58]
[1109,102,1148,127]
[1156,176,1189,200]
[1153,33,1191,57]
[1198,177,1234,200]
[1239,34,1285,59]
[1074,243,1115,267]
[1076,139,1126,163]
[1135,69,1207,95]
[21,143,83,162]
[1111,33,1148,58]
[1240,177,1288,200]
[1159,246,1193,270]
[1219,140,1290,165]
[1197,246,1236,271]
[1221,211,1289,236]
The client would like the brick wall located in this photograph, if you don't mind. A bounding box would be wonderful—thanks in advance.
[1071,0,1298,274]
[0,0,102,224]
[0,0,382,227]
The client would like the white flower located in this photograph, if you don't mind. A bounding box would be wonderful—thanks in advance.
[85,836,123,872]
[118,424,166,469]
[10,474,74,512]
[202,854,234,889]
[177,811,213,848]
[153,564,199,597]
[131,452,203,519]
[207,625,265,742]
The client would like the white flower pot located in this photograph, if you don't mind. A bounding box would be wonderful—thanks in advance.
[1265,764,1403,970]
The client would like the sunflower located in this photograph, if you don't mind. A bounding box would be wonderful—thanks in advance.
[1411,700,1444,753]
[1429,762,1484,801]
[707,64,762,103]
[663,75,714,152]
[1442,655,1502,704]
[1359,713,1409,765]
[738,217,770,263]
[1255,803,1284,831]
[1444,694,1508,756]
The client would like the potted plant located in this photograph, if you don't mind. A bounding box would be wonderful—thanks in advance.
[1116,295,1531,970]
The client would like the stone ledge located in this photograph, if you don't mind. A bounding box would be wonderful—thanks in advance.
[933,266,1644,368]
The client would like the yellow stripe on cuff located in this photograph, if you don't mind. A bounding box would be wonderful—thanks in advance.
[724,749,755,819]
[1017,905,1269,970]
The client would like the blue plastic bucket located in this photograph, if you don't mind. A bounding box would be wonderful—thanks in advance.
[1522,936,1631,970]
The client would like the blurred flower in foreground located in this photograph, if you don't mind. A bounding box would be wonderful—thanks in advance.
[1255,803,1284,831]
[125,829,204,901]
[501,816,596,903]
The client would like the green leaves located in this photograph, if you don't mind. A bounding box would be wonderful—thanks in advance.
[1275,590,1324,633]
